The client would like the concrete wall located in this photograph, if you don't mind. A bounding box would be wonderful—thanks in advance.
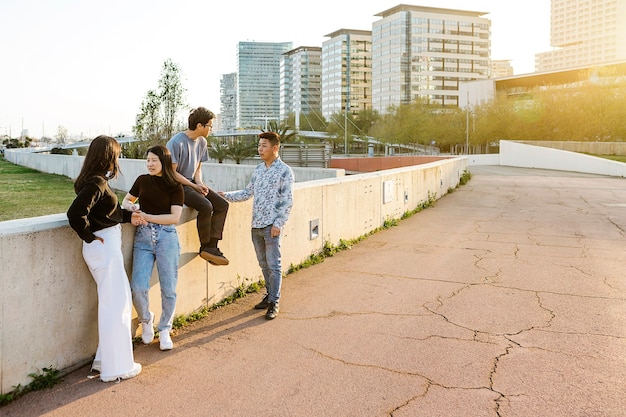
[0,154,468,394]
[3,151,345,192]
[515,140,626,156]
[499,140,626,177]
[463,141,626,177]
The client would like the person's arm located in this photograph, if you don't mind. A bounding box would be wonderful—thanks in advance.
[221,170,256,202]
[192,162,209,194]
[67,182,102,243]
[271,167,294,236]
[139,205,183,225]
[121,193,139,211]
[172,162,207,195]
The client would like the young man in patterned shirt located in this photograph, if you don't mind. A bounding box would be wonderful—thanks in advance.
[219,132,294,319]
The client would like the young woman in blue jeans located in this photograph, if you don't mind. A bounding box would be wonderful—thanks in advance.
[123,145,184,350]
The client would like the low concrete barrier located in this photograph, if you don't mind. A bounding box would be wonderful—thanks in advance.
[0,152,468,394]
[3,150,344,192]
[500,141,626,177]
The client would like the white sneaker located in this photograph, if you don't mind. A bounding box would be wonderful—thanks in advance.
[159,330,173,351]
[100,362,142,382]
[141,312,155,344]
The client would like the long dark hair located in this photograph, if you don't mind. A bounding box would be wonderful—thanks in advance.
[74,135,121,193]
[146,145,178,188]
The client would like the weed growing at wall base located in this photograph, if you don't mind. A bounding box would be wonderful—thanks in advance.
[0,367,61,406]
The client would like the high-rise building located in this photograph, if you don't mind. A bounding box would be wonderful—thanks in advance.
[371,5,490,112]
[536,0,626,71]
[280,46,322,129]
[321,29,372,120]
[237,41,293,129]
[219,73,237,132]
[491,59,514,78]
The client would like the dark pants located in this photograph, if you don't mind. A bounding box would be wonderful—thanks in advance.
[183,186,229,248]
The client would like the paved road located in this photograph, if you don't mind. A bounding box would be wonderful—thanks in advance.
[3,166,626,417]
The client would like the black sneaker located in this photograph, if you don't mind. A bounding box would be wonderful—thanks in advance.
[254,294,269,310]
[265,302,279,320]
[200,247,229,265]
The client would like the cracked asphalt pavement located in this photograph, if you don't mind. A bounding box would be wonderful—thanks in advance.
[4,166,625,417]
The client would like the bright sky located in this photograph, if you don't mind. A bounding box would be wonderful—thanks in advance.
[0,0,551,139]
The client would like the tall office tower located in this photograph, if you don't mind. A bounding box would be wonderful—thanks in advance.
[371,5,490,112]
[219,73,238,132]
[280,46,322,130]
[536,0,626,72]
[321,29,372,120]
[237,41,293,129]
[491,59,514,78]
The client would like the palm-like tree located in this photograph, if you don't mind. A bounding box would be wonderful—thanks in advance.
[207,139,230,163]
[226,139,257,164]
[262,121,297,143]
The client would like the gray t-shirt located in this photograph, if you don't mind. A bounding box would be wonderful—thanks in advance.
[166,132,208,181]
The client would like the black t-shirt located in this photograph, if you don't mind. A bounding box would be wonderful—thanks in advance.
[67,175,132,243]
[129,174,184,215]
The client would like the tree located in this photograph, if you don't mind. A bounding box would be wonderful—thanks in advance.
[159,59,186,140]
[131,58,186,153]
[226,139,257,164]
[262,120,297,143]
[207,138,230,163]
[55,126,68,145]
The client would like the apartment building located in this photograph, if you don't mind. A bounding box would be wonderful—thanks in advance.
[321,29,372,120]
[280,46,322,129]
[536,0,626,71]
[237,41,293,129]
[491,59,514,78]
[371,5,490,112]
[219,73,237,132]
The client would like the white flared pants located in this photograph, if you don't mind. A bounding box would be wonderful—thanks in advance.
[82,224,136,380]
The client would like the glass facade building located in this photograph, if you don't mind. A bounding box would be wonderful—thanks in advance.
[280,46,322,129]
[237,41,293,129]
[219,72,237,132]
[321,29,372,120]
[371,5,490,111]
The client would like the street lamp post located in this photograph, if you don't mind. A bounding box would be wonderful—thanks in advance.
[465,91,469,155]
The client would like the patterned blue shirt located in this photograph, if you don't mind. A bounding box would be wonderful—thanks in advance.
[223,158,294,229]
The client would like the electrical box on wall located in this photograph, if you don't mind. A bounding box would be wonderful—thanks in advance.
[309,219,319,240]
[383,180,394,204]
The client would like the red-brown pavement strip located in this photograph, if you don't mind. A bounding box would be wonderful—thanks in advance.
[3,166,626,417]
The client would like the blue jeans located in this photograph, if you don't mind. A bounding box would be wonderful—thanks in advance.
[251,225,282,304]
[131,223,180,332]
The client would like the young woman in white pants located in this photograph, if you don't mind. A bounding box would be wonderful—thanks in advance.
[67,135,145,382]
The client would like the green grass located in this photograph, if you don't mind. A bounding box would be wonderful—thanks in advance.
[0,154,77,221]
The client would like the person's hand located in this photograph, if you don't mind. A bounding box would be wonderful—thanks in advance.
[217,191,225,197]
[131,212,147,226]
[195,183,209,196]
[270,225,281,238]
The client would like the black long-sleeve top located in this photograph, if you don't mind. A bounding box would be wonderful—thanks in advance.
[67,175,132,243]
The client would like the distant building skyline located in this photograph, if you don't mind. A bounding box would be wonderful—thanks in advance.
[536,0,626,71]
[322,29,372,120]
[280,46,322,130]
[236,41,293,130]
